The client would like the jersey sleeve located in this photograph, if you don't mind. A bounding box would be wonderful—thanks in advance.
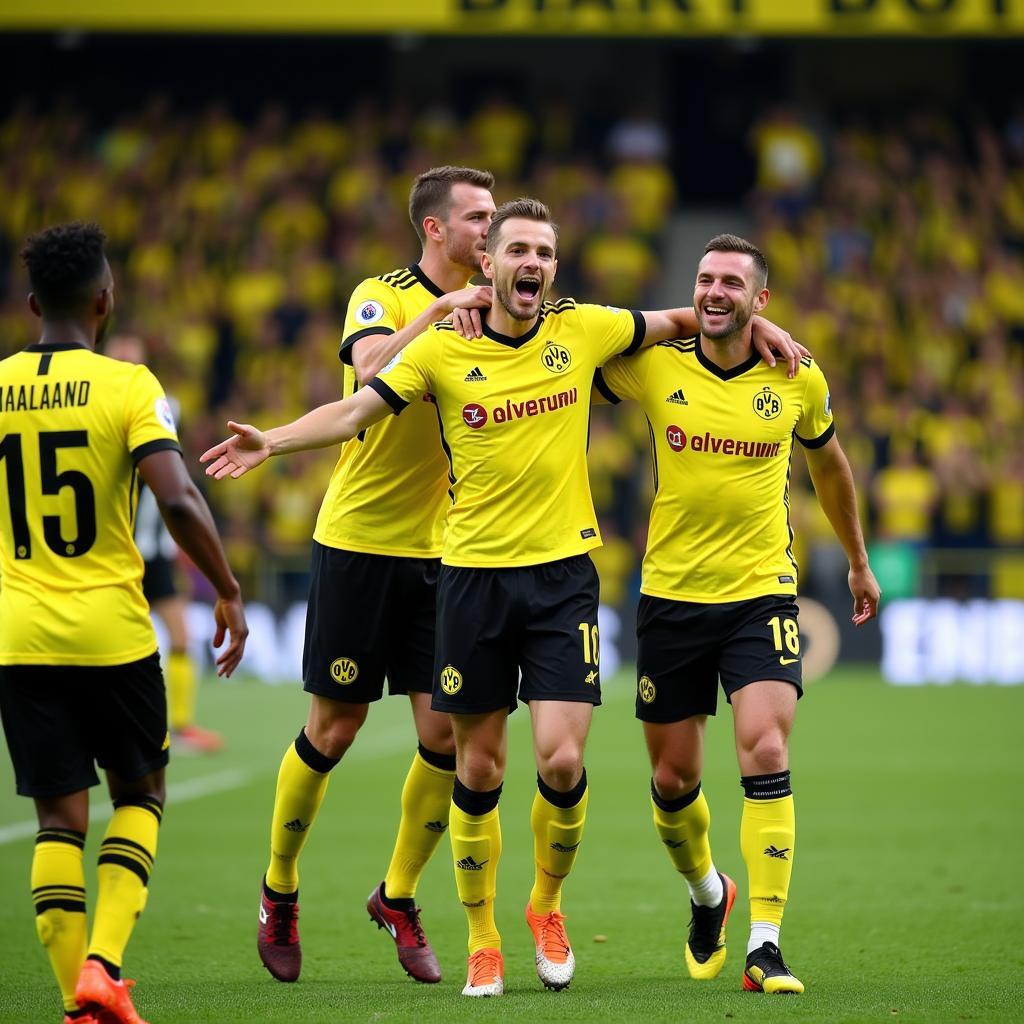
[125,366,182,463]
[594,348,650,404]
[795,361,835,448]
[578,303,646,364]
[366,327,438,414]
[339,277,405,365]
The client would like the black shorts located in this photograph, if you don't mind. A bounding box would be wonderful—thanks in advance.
[142,555,176,603]
[635,594,803,724]
[0,652,169,798]
[303,542,439,703]
[431,554,602,715]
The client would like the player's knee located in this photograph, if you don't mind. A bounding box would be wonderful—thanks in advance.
[743,732,788,775]
[652,763,700,801]
[537,746,584,792]
[307,716,362,759]
[417,721,455,758]
[457,748,505,790]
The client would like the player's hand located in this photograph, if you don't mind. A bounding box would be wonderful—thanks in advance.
[751,316,810,379]
[448,285,492,339]
[200,422,271,480]
[849,564,881,626]
[212,594,248,677]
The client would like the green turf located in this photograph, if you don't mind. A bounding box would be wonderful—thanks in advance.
[2,667,1022,1022]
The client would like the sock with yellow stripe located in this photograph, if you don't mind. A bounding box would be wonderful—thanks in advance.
[166,649,197,732]
[383,744,456,901]
[32,828,88,1012]
[740,771,795,952]
[265,729,338,896]
[450,779,502,954]
[651,780,723,907]
[88,796,162,970]
[529,770,588,914]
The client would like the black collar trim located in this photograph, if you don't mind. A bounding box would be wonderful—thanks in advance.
[695,339,762,380]
[24,341,91,353]
[408,263,446,299]
[482,317,543,349]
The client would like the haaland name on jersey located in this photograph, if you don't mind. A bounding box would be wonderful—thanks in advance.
[2,380,90,411]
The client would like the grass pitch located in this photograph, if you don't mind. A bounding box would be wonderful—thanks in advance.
[1,666,1022,1023]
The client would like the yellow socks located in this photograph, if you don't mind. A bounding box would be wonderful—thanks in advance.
[740,772,795,940]
[89,797,162,970]
[166,650,198,732]
[265,730,338,896]
[383,744,456,900]
[651,780,713,883]
[33,828,88,1013]
[450,779,502,953]
[529,771,588,914]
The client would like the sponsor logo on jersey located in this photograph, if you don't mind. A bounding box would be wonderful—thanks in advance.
[825,392,831,416]
[666,426,781,459]
[580,527,597,539]
[464,366,487,381]
[666,388,688,405]
[638,675,657,704]
[357,300,385,325]
[330,657,359,685]
[584,670,598,686]
[440,664,463,695]
[462,403,488,428]
[752,386,783,420]
[456,855,487,871]
[541,342,572,373]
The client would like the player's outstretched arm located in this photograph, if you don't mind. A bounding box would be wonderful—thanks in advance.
[200,387,392,480]
[138,450,248,677]
[638,308,809,377]
[803,436,881,626]
[352,285,492,383]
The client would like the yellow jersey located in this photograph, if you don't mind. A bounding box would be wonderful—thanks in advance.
[597,339,834,603]
[371,299,645,568]
[0,342,181,665]
[313,265,456,557]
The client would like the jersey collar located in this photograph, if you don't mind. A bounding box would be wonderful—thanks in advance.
[408,263,447,299]
[481,317,543,349]
[695,338,762,380]
[24,341,92,352]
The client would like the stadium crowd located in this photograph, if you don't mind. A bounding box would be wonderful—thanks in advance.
[1,96,1021,607]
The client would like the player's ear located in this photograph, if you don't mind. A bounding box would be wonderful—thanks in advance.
[96,286,112,317]
[754,286,769,313]
[422,214,444,244]
[28,293,41,317]
[480,251,495,281]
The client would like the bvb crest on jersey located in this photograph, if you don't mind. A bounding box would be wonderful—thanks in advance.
[753,386,783,420]
[330,657,359,685]
[440,664,463,695]
[541,342,572,374]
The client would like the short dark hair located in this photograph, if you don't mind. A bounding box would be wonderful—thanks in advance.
[485,197,558,255]
[703,233,768,288]
[21,222,108,315]
[408,166,495,245]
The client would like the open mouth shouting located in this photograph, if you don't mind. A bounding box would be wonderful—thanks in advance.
[515,276,541,303]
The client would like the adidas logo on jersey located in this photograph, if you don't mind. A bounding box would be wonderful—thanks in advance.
[550,840,580,854]
[464,367,487,381]
[425,820,448,834]
[456,856,488,871]
[284,818,309,833]
[666,388,688,405]
[763,845,790,860]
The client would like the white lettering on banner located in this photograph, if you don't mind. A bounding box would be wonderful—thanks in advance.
[880,599,1024,685]
[156,602,622,684]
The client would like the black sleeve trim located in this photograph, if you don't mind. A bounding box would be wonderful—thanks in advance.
[795,421,835,450]
[131,438,182,464]
[339,326,395,365]
[366,377,408,415]
[622,310,646,356]
[593,369,621,405]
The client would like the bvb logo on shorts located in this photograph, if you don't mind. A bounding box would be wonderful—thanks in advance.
[541,343,571,374]
[330,657,359,685]
[638,675,657,704]
[440,664,463,695]
[753,386,783,420]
